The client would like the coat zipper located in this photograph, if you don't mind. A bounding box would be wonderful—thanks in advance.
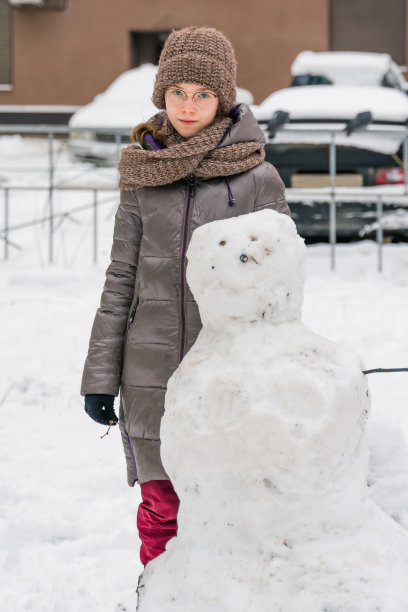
[178,173,196,364]
[124,426,138,484]
[122,298,140,485]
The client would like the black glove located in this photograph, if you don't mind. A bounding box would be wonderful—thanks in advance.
[84,394,118,426]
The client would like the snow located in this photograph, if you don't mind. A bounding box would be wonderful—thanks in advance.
[184,211,305,329]
[136,210,408,610]
[69,65,160,129]
[255,85,408,124]
[1,138,408,611]
[359,208,408,236]
[235,86,254,106]
[9,0,44,6]
[286,183,408,204]
[291,51,404,88]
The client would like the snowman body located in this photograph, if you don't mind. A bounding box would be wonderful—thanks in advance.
[137,210,408,612]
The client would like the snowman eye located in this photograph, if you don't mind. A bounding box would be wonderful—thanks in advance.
[240,254,249,263]
[219,240,226,246]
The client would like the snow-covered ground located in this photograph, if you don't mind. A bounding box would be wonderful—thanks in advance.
[1,137,408,611]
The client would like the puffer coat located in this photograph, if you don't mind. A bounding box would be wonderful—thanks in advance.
[81,103,291,485]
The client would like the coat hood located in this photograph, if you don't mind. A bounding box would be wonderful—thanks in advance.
[218,103,266,148]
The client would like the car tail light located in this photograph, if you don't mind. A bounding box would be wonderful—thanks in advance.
[375,167,404,185]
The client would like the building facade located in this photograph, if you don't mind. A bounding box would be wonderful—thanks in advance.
[0,0,406,116]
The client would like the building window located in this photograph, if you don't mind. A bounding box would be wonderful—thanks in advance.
[41,0,67,9]
[130,31,169,67]
[0,0,12,88]
[330,0,405,65]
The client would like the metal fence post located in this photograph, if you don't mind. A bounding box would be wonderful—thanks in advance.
[4,187,9,260]
[115,133,121,163]
[329,132,337,270]
[93,189,98,264]
[329,197,337,271]
[376,196,383,273]
[48,131,54,264]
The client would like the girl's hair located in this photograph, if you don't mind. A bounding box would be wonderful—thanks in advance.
[131,104,225,147]
[131,120,167,147]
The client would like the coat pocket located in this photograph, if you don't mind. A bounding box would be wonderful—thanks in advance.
[123,296,139,357]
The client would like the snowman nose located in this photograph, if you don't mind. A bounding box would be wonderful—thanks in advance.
[239,253,259,264]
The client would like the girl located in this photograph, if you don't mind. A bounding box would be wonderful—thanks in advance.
[81,26,290,568]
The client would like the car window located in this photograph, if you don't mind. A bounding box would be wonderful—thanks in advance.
[290,74,333,86]
[381,70,402,90]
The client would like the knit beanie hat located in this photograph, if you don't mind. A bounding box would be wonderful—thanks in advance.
[152,26,237,115]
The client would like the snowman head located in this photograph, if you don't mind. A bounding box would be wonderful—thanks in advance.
[186,209,306,328]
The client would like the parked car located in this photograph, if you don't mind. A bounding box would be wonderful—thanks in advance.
[251,51,408,240]
[290,50,408,93]
[68,64,254,166]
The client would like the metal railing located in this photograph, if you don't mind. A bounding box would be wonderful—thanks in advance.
[1,185,118,264]
[285,190,408,272]
[0,125,127,264]
[266,122,408,271]
[1,124,408,270]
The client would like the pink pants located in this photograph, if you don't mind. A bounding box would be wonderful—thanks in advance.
[137,479,180,566]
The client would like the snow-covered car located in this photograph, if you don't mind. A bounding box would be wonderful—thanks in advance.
[68,64,254,166]
[253,51,408,128]
[251,51,408,239]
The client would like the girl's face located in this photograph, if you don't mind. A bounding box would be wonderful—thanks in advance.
[165,82,220,139]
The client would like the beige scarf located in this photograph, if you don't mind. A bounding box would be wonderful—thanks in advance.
[118,111,265,191]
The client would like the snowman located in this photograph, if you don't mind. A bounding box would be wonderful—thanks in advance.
[137,209,408,612]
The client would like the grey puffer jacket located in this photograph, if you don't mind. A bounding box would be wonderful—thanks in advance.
[81,103,290,485]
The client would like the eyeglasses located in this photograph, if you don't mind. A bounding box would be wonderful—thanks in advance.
[165,87,218,109]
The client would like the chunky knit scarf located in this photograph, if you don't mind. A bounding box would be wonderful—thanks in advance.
[117,111,265,191]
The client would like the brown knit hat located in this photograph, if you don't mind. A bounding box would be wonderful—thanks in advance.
[152,26,237,115]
